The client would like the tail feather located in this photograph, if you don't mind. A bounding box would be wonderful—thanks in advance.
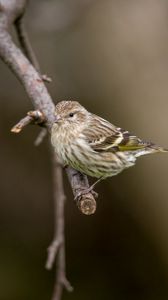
[148,143,168,153]
[134,143,168,158]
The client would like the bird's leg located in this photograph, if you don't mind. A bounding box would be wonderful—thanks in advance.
[88,177,103,192]
[74,177,103,200]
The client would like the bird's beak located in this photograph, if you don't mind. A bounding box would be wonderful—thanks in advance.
[54,115,61,123]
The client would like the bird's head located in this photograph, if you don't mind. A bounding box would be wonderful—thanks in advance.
[54,100,88,128]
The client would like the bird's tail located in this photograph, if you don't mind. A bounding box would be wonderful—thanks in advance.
[134,143,168,158]
[152,144,168,152]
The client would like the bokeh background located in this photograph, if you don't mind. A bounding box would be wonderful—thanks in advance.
[1,0,168,299]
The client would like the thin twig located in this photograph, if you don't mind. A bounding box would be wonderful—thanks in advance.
[15,17,52,83]
[11,114,33,133]
[15,16,40,71]
[34,128,47,146]
[11,110,45,133]
[46,239,62,270]
[41,74,52,83]
[49,150,73,299]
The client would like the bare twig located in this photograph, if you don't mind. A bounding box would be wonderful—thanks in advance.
[11,114,33,133]
[46,238,62,270]
[34,128,47,146]
[11,110,45,133]
[47,150,73,300]
[15,17,52,83]
[0,2,97,300]
[15,16,40,72]
[41,74,52,83]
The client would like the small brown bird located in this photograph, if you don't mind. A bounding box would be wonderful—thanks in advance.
[51,100,167,192]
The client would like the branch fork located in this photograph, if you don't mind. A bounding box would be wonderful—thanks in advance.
[46,238,63,270]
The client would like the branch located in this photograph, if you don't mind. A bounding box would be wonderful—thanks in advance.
[15,15,40,72]
[0,1,97,212]
[0,2,97,300]
[66,168,97,215]
[15,16,52,83]
[47,151,73,300]
[11,110,45,133]
[34,128,47,146]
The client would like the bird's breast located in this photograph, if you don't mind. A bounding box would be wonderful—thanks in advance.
[51,124,80,165]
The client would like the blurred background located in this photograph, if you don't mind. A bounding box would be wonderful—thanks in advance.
[1,0,168,299]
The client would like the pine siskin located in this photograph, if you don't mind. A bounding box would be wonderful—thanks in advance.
[51,100,167,191]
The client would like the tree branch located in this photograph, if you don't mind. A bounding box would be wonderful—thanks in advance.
[15,15,40,72]
[0,0,97,211]
[15,16,52,83]
[0,1,97,300]
[48,150,74,300]
[66,168,97,215]
[11,110,45,133]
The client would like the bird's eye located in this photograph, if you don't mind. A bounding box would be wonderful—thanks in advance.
[69,112,74,117]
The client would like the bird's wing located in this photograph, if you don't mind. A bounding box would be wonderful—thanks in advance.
[83,114,148,152]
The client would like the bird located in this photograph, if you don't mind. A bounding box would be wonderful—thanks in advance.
[51,100,167,194]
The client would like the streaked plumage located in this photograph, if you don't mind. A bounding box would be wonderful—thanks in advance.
[51,100,167,181]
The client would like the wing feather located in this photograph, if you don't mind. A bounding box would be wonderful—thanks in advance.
[83,114,149,152]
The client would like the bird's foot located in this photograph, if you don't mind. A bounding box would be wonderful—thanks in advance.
[74,177,103,201]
